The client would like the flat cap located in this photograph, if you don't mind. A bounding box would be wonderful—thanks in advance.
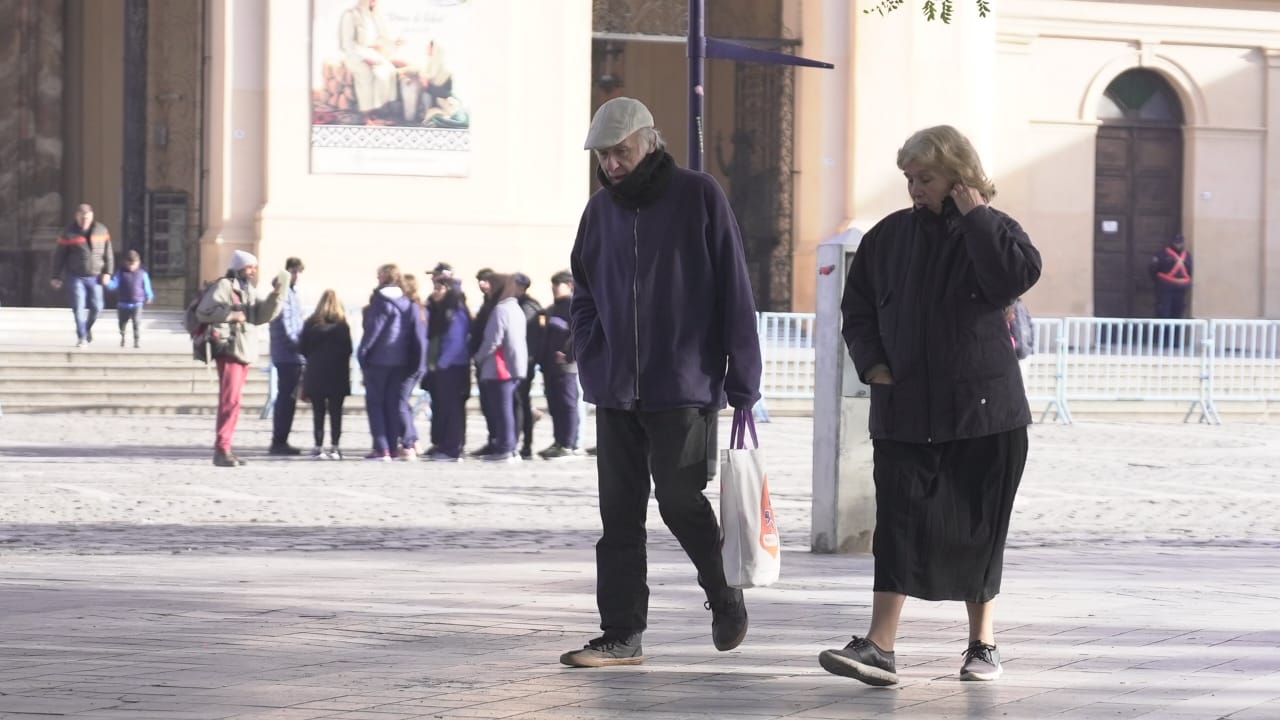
[584,97,654,150]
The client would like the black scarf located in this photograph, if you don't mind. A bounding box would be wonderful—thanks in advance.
[598,150,675,210]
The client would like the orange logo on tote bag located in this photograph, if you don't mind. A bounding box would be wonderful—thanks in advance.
[759,475,780,558]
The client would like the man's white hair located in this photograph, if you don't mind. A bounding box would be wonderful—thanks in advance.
[638,127,666,153]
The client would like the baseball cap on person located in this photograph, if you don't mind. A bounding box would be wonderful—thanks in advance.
[584,97,654,150]
[231,250,258,271]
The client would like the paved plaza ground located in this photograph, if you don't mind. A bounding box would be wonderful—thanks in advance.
[1,410,1278,719]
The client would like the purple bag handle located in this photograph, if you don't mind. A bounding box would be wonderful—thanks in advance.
[731,407,759,450]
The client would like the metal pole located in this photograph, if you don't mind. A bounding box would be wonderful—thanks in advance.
[687,0,705,172]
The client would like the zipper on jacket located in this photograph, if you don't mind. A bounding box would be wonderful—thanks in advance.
[632,210,641,404]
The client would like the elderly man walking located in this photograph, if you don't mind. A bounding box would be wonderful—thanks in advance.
[50,203,114,347]
[196,251,290,467]
[559,97,763,667]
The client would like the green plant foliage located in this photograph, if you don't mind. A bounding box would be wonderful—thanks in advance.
[864,0,992,23]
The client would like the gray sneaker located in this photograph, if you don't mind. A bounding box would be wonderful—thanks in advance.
[960,641,1002,681]
[559,634,644,668]
[818,636,898,686]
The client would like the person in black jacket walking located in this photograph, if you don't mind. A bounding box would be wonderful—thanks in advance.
[559,97,761,668]
[820,125,1042,687]
[300,289,353,460]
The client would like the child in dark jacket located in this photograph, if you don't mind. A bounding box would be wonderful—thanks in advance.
[107,249,154,348]
[300,289,353,460]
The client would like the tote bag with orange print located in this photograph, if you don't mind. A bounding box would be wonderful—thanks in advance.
[719,407,780,588]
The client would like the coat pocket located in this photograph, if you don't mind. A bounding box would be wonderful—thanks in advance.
[868,382,894,437]
[954,375,1009,437]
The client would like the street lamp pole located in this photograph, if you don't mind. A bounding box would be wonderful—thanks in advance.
[686,0,835,172]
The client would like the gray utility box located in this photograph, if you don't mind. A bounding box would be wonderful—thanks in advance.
[811,229,876,554]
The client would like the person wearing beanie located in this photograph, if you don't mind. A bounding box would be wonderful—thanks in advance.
[196,249,290,467]
[559,97,761,668]
[106,249,154,348]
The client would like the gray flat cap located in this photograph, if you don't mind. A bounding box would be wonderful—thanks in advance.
[584,97,654,150]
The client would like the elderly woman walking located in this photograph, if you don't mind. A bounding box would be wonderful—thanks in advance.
[822,125,1042,686]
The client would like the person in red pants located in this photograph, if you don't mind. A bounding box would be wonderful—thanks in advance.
[196,250,289,467]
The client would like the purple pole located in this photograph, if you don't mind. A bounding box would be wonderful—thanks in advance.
[688,0,706,172]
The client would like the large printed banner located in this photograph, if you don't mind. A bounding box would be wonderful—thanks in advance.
[310,0,471,176]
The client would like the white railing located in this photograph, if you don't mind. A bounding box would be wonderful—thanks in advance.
[265,313,1280,424]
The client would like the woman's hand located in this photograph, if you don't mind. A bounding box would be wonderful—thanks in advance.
[950,183,987,215]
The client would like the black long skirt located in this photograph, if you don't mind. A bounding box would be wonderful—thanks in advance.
[871,427,1028,603]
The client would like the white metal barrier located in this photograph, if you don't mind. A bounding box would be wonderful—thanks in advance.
[264,312,1280,424]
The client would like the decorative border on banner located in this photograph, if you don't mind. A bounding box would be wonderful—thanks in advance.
[311,125,471,152]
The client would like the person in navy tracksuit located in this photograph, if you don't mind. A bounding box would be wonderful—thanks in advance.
[357,264,414,461]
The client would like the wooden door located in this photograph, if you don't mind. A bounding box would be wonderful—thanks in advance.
[1093,126,1182,317]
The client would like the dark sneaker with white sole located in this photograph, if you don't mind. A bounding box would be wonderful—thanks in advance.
[559,634,644,667]
[819,636,898,686]
[960,641,1002,681]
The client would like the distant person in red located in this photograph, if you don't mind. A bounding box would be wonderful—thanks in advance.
[1149,233,1192,319]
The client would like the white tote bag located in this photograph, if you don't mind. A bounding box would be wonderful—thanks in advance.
[720,408,781,588]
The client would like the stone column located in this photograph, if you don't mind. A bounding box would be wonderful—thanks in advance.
[1265,48,1280,318]
[0,0,65,307]
[198,0,266,283]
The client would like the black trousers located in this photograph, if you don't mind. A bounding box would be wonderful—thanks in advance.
[310,395,345,447]
[272,363,302,446]
[594,406,726,639]
[514,372,535,454]
[427,364,470,457]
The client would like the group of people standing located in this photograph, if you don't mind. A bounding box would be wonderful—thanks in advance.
[258,261,583,465]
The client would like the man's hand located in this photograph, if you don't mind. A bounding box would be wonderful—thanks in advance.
[50,278,62,290]
[228,311,247,323]
[555,351,568,366]
[99,273,111,286]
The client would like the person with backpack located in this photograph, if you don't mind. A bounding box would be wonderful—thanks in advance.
[195,250,290,467]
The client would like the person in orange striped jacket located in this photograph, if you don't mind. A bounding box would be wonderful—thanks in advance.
[50,203,114,348]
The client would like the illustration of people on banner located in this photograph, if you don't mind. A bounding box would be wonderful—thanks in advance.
[311,0,471,176]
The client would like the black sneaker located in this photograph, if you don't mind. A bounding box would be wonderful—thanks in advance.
[818,636,898,686]
[268,443,302,456]
[559,634,644,667]
[468,444,494,458]
[519,446,534,460]
[706,588,749,651]
[539,444,577,460]
[960,640,1002,681]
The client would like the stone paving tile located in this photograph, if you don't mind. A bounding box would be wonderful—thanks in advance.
[3,414,1280,719]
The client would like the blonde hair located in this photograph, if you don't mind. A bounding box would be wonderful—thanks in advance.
[309,289,346,324]
[377,263,402,288]
[896,125,997,200]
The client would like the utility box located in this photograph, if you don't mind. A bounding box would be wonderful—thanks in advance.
[811,229,876,554]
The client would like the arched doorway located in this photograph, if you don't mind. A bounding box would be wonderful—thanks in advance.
[1093,69,1185,318]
